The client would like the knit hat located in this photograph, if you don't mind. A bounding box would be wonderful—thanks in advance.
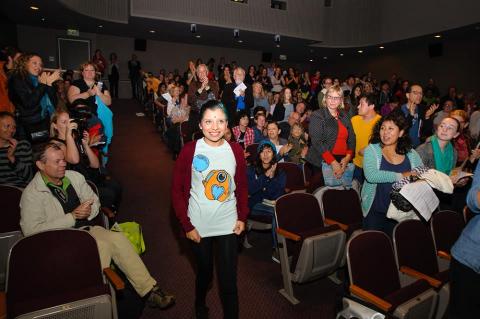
[257,140,277,154]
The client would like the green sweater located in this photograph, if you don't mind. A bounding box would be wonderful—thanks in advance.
[361,143,424,216]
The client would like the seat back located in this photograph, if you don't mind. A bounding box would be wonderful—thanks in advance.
[275,193,345,283]
[430,210,465,254]
[86,180,109,229]
[393,220,439,276]
[179,121,193,146]
[314,186,363,226]
[347,231,401,298]
[277,162,305,192]
[0,185,23,288]
[6,229,111,318]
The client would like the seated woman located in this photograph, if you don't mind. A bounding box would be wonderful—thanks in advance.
[232,111,254,149]
[416,117,459,175]
[362,112,423,236]
[271,88,294,123]
[50,110,121,209]
[247,140,286,261]
[450,110,480,168]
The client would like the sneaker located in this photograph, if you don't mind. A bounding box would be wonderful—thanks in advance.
[146,285,176,309]
[271,249,280,264]
[195,305,209,319]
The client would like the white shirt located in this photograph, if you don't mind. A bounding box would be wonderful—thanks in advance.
[188,139,238,237]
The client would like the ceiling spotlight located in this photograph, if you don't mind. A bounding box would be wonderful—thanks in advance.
[149,30,155,33]
[323,56,327,60]
[357,50,363,53]
[276,44,280,48]
[190,24,197,33]
[41,17,46,22]
[98,25,103,28]
[237,39,243,43]
[195,35,201,38]
[379,46,385,49]
[30,6,39,10]
[309,59,314,62]
[339,53,344,56]
[434,34,441,38]
[233,29,240,38]
[274,34,281,45]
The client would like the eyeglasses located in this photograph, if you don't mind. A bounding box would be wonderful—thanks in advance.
[439,123,458,131]
[326,95,342,101]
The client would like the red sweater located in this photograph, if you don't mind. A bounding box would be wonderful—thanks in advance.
[171,140,249,233]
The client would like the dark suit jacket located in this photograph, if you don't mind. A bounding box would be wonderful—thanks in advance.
[221,82,254,121]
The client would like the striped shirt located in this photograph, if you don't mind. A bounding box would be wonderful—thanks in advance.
[0,140,34,187]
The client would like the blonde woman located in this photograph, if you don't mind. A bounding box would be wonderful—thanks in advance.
[252,82,269,113]
[305,84,355,181]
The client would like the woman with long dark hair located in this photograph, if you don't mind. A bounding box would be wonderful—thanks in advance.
[362,112,423,236]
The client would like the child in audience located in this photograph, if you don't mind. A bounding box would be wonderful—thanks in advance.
[287,123,308,164]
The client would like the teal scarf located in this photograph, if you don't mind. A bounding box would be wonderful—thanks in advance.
[431,135,454,175]
[30,74,55,119]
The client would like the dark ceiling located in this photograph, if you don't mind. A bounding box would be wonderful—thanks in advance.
[1,0,479,64]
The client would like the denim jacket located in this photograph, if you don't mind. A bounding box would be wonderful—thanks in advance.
[451,161,480,273]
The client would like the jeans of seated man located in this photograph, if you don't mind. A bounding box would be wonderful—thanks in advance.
[250,202,277,248]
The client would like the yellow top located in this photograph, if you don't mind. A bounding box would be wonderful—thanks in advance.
[351,114,381,167]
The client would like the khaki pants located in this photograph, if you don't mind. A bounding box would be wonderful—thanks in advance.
[89,226,156,297]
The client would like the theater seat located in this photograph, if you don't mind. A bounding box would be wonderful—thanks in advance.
[0,185,23,290]
[430,210,465,267]
[277,162,306,193]
[393,220,449,319]
[275,193,345,304]
[5,229,123,319]
[345,231,437,319]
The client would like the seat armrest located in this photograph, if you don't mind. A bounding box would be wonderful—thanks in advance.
[437,250,451,261]
[104,267,125,290]
[276,227,301,241]
[101,207,116,218]
[399,266,442,288]
[324,218,349,231]
[350,284,392,312]
[350,285,392,312]
[0,291,6,319]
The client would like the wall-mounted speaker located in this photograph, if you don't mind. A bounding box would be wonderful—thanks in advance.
[262,52,272,62]
[428,43,443,58]
[134,38,147,51]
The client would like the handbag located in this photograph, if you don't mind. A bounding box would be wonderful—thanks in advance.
[111,221,146,254]
[321,162,355,188]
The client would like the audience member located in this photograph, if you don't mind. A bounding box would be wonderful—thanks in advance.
[91,49,107,77]
[271,88,293,122]
[0,46,21,113]
[108,52,119,99]
[351,94,382,183]
[278,111,300,140]
[221,67,253,121]
[252,113,267,143]
[286,122,308,164]
[188,64,219,112]
[20,143,175,309]
[232,111,254,149]
[128,54,142,99]
[0,111,34,187]
[362,112,423,236]
[433,99,454,128]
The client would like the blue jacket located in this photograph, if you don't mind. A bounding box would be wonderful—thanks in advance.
[247,166,286,209]
[361,143,423,216]
[451,161,480,273]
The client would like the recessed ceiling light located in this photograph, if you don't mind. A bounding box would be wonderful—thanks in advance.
[30,6,39,10]
[323,56,327,60]
[339,53,344,56]
[276,44,280,48]
[357,50,363,53]
[41,17,46,22]
[434,34,441,38]
[237,39,243,43]
[195,35,201,38]
[379,46,385,49]
[309,59,314,62]
[98,25,103,28]
[149,30,155,33]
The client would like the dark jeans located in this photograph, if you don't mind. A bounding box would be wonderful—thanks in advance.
[449,258,480,318]
[363,209,397,238]
[108,75,119,98]
[191,234,238,319]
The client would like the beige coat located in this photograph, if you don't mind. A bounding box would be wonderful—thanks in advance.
[20,170,100,236]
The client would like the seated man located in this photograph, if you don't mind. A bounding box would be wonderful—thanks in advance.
[0,111,34,187]
[20,143,175,310]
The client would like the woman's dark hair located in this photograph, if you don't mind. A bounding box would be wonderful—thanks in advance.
[370,111,412,155]
[254,143,278,176]
[349,83,363,107]
[199,100,229,122]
